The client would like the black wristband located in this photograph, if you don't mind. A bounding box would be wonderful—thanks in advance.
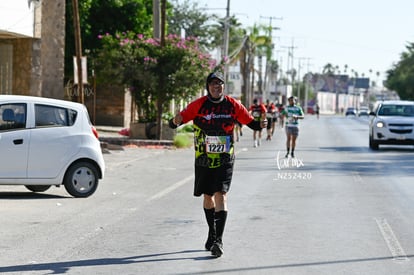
[168,118,178,129]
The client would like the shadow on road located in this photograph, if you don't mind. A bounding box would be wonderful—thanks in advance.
[176,254,414,274]
[0,250,213,274]
[1,253,412,274]
[0,192,69,200]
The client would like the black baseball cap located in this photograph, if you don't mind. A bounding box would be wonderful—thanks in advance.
[207,72,224,83]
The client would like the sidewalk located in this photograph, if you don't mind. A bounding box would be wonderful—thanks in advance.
[96,125,174,149]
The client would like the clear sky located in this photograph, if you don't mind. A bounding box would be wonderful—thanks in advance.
[195,0,414,85]
[2,0,413,86]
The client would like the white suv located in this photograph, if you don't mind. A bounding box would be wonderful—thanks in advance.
[0,95,105,197]
[369,100,414,150]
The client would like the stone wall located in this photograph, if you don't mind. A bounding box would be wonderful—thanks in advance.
[39,0,65,99]
[84,84,126,127]
[1,0,127,128]
[13,39,32,95]
[1,0,65,98]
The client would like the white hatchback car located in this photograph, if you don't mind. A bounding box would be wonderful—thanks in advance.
[0,95,105,197]
[369,100,414,150]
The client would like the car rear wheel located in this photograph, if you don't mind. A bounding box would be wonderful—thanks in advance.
[25,185,51,193]
[369,136,379,150]
[63,161,99,198]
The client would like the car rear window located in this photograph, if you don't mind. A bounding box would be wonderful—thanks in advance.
[0,103,27,131]
[35,104,78,127]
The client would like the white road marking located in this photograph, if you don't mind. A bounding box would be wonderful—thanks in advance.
[352,171,363,183]
[375,218,409,261]
[148,175,194,201]
[148,147,247,201]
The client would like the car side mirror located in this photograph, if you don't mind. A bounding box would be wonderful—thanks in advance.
[369,111,376,116]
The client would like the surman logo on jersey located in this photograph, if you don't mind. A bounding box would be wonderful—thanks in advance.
[203,113,232,120]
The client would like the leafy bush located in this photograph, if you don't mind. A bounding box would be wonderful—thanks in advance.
[95,32,223,122]
[173,132,193,148]
[178,124,194,133]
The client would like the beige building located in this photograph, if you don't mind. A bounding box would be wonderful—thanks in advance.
[0,0,65,98]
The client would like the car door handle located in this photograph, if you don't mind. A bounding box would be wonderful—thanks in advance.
[13,139,24,145]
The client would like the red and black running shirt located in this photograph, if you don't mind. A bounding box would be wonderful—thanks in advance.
[180,95,254,168]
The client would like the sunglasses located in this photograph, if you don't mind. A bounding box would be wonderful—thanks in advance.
[209,80,224,86]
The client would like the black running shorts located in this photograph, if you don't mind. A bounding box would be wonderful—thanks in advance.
[194,161,234,196]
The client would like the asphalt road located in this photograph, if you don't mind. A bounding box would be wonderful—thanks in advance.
[1,115,414,274]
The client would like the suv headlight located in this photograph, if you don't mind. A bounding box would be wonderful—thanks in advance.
[376,121,384,128]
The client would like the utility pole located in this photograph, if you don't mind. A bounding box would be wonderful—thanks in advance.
[281,39,298,100]
[72,0,83,103]
[296,57,311,103]
[303,58,313,113]
[223,0,230,88]
[160,0,166,46]
[153,0,166,140]
[153,0,161,39]
[297,58,302,102]
[260,16,282,102]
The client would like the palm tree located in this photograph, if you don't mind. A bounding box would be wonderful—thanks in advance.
[322,63,335,75]
[235,24,272,106]
[376,71,381,87]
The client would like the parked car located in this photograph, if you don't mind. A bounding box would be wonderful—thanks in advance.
[358,106,370,117]
[369,100,414,150]
[0,95,105,197]
[345,107,357,116]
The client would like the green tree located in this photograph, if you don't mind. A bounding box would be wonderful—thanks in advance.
[385,42,414,100]
[168,0,215,50]
[65,0,154,81]
[168,1,245,59]
[95,32,222,139]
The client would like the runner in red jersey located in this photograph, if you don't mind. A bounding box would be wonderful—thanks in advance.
[169,72,267,257]
[265,100,278,141]
[249,99,267,147]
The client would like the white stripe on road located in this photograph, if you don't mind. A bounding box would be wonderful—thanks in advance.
[374,218,409,261]
[147,175,194,201]
[352,171,363,183]
[148,148,247,202]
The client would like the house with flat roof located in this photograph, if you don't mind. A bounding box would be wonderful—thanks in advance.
[0,0,65,99]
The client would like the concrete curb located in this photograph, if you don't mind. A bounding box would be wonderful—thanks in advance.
[99,137,174,148]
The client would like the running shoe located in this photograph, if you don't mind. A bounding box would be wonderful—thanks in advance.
[205,236,214,251]
[211,242,224,257]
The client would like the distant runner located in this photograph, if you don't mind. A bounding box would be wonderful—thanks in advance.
[249,98,267,147]
[280,96,304,158]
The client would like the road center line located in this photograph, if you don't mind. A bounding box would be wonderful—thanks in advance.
[148,175,194,201]
[374,218,409,261]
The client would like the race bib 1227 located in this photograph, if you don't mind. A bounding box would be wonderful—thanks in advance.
[205,136,230,153]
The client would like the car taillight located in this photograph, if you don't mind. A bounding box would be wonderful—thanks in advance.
[92,126,99,139]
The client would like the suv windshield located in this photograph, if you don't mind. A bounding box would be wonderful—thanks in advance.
[378,105,414,116]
